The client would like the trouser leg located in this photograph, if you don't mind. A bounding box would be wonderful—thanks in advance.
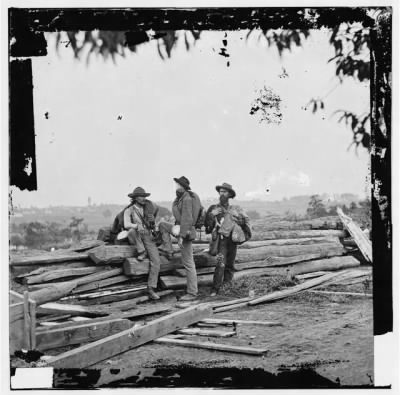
[159,221,174,253]
[224,238,237,283]
[141,232,161,288]
[212,236,228,291]
[181,239,198,295]
[127,228,145,254]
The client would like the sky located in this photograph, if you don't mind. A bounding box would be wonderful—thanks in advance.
[10,28,371,207]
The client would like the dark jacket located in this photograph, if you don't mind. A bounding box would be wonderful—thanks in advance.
[172,191,202,240]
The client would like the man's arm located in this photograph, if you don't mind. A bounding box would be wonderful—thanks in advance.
[123,207,138,230]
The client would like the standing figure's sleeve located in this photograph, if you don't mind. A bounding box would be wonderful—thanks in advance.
[179,195,194,238]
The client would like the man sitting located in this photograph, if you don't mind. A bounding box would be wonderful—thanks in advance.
[123,186,161,300]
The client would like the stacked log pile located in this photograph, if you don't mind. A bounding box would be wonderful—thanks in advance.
[9,214,372,367]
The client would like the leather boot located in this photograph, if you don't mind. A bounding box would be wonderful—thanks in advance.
[147,286,160,300]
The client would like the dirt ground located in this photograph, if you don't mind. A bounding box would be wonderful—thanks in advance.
[10,262,373,389]
[49,280,373,389]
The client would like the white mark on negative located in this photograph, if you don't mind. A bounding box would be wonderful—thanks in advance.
[23,157,33,176]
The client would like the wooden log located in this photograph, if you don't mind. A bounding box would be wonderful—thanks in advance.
[37,305,172,331]
[237,236,339,248]
[81,290,146,305]
[23,292,31,350]
[29,300,37,350]
[24,267,103,285]
[306,290,373,298]
[75,285,147,300]
[337,207,372,263]
[37,302,110,317]
[168,245,346,270]
[68,239,105,252]
[72,274,130,294]
[248,271,350,306]
[201,318,283,327]
[15,263,92,279]
[36,318,133,351]
[287,256,361,276]
[45,303,212,368]
[214,301,252,313]
[153,337,267,356]
[123,257,179,276]
[177,328,236,337]
[10,251,89,266]
[295,271,332,280]
[161,274,214,289]
[249,229,346,240]
[211,297,255,309]
[88,245,137,265]
[235,243,345,263]
[28,281,78,306]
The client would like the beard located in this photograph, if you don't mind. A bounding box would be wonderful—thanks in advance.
[176,190,185,198]
[219,195,229,205]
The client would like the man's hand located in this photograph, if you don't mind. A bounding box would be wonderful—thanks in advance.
[178,237,184,249]
[211,207,223,216]
[172,225,180,237]
[233,215,245,225]
[137,224,144,232]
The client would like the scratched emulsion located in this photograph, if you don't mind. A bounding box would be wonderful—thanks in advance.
[8,6,392,388]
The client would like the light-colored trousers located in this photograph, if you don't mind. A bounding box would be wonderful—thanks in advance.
[159,221,198,296]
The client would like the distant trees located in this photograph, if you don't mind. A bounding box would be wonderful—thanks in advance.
[102,209,112,219]
[306,195,328,218]
[247,210,261,220]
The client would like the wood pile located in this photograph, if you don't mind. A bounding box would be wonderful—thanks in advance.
[9,214,372,368]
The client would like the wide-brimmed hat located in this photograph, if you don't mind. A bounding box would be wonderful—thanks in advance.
[128,186,151,198]
[173,176,191,190]
[216,182,236,198]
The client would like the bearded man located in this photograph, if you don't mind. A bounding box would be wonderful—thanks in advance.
[204,182,251,296]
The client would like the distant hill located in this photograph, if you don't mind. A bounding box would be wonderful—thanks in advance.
[10,193,363,231]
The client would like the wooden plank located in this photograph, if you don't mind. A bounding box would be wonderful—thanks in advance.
[68,239,105,252]
[45,303,212,368]
[15,261,96,279]
[249,229,346,240]
[235,243,345,263]
[88,245,136,265]
[101,290,174,311]
[37,302,110,317]
[24,267,103,285]
[286,256,361,277]
[10,290,24,303]
[72,275,130,294]
[11,251,89,266]
[177,328,236,337]
[214,301,252,313]
[36,306,172,331]
[201,318,283,327]
[29,300,37,350]
[233,251,346,269]
[337,207,372,263]
[295,271,332,280]
[237,236,338,248]
[306,290,373,298]
[123,257,179,276]
[153,337,267,355]
[28,281,78,305]
[211,297,255,309]
[23,292,31,349]
[248,271,350,306]
[36,319,133,351]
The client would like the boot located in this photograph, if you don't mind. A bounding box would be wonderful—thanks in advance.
[147,286,160,300]
[179,293,197,301]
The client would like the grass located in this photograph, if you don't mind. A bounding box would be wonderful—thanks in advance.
[220,274,298,299]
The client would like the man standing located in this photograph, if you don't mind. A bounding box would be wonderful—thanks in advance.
[204,182,251,296]
[159,176,202,301]
[124,187,161,300]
